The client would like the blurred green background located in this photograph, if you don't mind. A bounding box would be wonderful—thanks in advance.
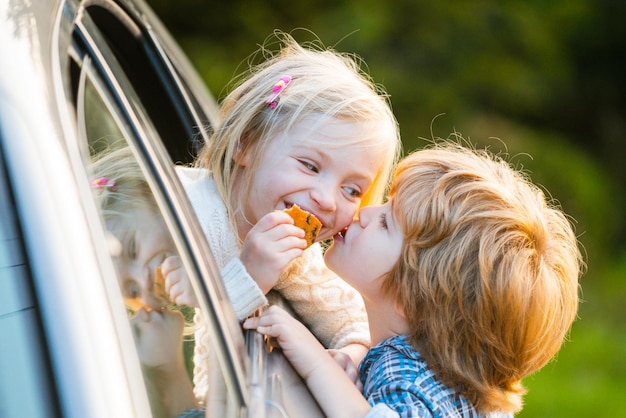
[147,1,625,416]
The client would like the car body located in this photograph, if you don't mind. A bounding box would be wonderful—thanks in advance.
[0,0,322,416]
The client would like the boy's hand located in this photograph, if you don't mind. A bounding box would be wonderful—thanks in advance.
[327,348,362,390]
[161,255,198,308]
[240,211,307,294]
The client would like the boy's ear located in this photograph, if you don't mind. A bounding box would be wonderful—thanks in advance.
[393,299,407,320]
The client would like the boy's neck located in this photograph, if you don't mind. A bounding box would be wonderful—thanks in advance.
[363,297,409,346]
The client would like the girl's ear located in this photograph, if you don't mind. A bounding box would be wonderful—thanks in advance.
[233,135,251,166]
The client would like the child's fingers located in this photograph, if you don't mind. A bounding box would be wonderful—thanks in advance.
[167,277,198,307]
[167,281,183,302]
[242,316,260,329]
[260,210,295,227]
[160,255,182,276]
[252,212,305,240]
[256,325,275,336]
[252,211,289,233]
[327,349,359,385]
[243,306,290,332]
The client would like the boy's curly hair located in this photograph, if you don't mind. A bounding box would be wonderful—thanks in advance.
[383,140,583,413]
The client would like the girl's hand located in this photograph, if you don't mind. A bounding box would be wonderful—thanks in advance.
[161,255,198,308]
[240,211,307,294]
[243,305,328,380]
[130,307,185,370]
[245,306,372,417]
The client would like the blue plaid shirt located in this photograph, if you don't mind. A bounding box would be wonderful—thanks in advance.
[360,335,480,418]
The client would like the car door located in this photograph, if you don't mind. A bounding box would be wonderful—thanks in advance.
[66,1,250,416]
[1,0,247,416]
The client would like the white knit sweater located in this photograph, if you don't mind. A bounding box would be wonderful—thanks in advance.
[176,167,370,402]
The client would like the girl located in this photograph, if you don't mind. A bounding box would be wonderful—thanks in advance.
[244,141,583,417]
[91,147,201,418]
[176,31,402,400]
[91,147,195,310]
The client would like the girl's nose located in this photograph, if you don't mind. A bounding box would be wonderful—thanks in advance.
[128,262,152,289]
[311,184,337,212]
[126,264,161,308]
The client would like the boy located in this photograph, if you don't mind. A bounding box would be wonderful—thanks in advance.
[244,141,582,417]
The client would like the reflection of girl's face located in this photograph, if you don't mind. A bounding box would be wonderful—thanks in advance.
[109,206,176,309]
[130,307,184,368]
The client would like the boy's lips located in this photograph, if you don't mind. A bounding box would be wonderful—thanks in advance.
[334,226,348,241]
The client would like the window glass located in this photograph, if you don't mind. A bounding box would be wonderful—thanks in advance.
[73,56,235,417]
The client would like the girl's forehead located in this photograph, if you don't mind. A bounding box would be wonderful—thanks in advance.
[107,206,161,235]
[279,115,383,148]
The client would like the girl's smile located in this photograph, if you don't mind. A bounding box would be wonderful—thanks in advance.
[237,115,385,242]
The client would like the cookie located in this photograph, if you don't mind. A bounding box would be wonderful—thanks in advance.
[284,204,322,247]
[124,296,147,312]
[154,266,169,303]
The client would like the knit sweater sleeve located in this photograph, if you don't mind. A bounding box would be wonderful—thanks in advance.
[221,258,267,320]
[273,244,370,349]
[176,166,267,320]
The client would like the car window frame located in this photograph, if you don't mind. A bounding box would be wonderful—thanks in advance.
[65,0,251,411]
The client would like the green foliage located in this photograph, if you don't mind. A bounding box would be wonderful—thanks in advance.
[146,0,626,415]
[519,314,626,417]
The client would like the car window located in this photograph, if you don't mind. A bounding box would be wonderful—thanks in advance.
[74,51,237,418]
[65,4,246,416]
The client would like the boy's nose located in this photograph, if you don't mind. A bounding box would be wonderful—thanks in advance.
[357,206,372,225]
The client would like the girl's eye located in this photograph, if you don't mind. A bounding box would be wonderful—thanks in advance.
[124,280,140,299]
[129,235,137,259]
[379,213,388,229]
[299,159,319,173]
[343,186,363,198]
[132,323,142,339]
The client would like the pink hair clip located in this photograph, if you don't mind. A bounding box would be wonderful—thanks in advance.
[265,75,292,109]
[91,177,117,191]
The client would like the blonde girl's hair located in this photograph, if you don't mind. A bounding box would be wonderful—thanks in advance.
[89,146,154,220]
[90,147,197,333]
[383,141,583,414]
[197,31,401,239]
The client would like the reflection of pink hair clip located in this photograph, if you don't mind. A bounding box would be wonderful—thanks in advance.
[91,177,117,191]
[265,75,292,109]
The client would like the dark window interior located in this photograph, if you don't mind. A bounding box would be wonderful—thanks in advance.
[80,3,202,164]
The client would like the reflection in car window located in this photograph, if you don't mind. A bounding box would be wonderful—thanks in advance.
[80,68,127,155]
[73,53,234,417]
[90,147,201,417]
